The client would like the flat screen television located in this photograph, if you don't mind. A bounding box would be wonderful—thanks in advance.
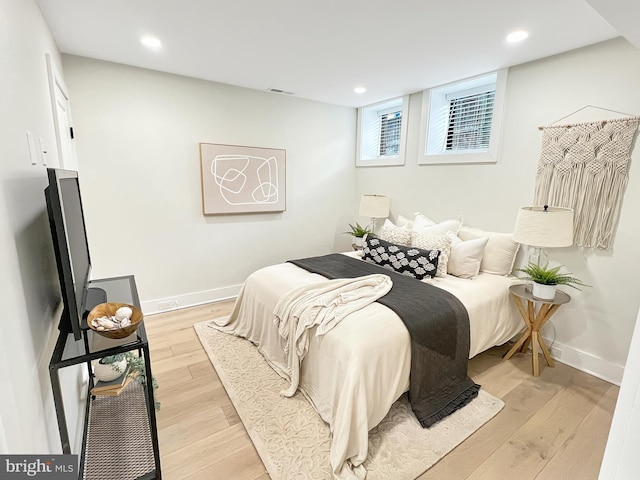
[45,168,92,341]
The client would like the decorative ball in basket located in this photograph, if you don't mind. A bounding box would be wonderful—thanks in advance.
[87,302,144,339]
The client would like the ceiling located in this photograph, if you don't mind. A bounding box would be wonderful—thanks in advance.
[36,0,628,108]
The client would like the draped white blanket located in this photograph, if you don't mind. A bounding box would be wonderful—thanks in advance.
[274,274,393,397]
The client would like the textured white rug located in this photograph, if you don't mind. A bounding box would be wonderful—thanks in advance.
[194,320,504,480]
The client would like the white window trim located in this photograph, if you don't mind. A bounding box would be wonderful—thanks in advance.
[418,69,508,165]
[356,95,409,167]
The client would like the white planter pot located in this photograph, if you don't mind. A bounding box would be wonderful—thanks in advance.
[353,236,364,247]
[92,358,127,382]
[532,282,557,301]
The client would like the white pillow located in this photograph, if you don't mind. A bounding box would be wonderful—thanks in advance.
[378,219,411,246]
[411,232,451,277]
[412,213,463,236]
[446,232,489,279]
[413,212,436,226]
[458,226,520,276]
[395,214,414,229]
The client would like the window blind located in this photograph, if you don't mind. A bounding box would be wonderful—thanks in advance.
[379,111,402,156]
[445,90,495,151]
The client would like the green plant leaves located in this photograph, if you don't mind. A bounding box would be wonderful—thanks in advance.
[343,222,373,238]
[99,352,160,409]
[516,262,589,290]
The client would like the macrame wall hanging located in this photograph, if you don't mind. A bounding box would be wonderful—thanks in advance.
[534,110,639,250]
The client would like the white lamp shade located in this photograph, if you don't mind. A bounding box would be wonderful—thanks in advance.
[359,194,390,219]
[513,206,574,247]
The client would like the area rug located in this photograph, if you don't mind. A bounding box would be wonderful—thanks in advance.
[194,319,504,480]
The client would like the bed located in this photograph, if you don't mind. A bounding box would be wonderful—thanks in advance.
[213,244,522,479]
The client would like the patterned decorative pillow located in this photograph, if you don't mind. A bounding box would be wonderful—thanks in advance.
[377,219,412,246]
[362,236,440,280]
[410,232,452,277]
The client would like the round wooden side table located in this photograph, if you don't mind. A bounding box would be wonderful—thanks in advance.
[503,284,571,376]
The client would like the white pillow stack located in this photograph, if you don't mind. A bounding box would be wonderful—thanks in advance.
[375,212,519,279]
[458,226,520,276]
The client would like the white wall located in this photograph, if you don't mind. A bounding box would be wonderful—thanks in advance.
[0,0,84,454]
[61,55,357,313]
[357,37,640,384]
[63,40,640,383]
[599,306,640,478]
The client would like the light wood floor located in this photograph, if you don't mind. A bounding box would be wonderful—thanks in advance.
[145,300,618,480]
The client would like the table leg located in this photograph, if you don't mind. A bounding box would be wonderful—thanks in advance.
[531,330,540,376]
[503,329,532,360]
[538,335,556,368]
[535,307,558,369]
[504,295,532,360]
[520,300,536,353]
[530,303,561,375]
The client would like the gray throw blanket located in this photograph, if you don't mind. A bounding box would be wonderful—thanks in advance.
[288,253,480,427]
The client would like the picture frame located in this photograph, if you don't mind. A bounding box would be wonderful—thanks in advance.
[199,143,286,214]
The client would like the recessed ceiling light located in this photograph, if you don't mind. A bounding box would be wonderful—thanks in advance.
[506,30,529,43]
[354,87,367,94]
[141,36,162,49]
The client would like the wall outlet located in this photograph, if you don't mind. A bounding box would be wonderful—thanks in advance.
[157,300,178,311]
[549,346,562,360]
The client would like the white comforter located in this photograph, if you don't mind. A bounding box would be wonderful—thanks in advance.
[213,254,522,479]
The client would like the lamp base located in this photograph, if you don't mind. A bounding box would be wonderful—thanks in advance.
[528,247,548,267]
[525,247,548,293]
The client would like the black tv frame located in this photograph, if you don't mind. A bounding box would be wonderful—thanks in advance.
[45,168,92,341]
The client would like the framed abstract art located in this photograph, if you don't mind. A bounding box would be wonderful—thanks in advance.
[199,143,286,214]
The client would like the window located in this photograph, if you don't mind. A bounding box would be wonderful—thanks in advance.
[357,96,409,166]
[419,70,507,164]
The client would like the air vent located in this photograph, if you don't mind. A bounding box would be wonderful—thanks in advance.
[267,88,294,95]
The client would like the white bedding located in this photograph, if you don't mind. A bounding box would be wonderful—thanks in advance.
[213,254,522,479]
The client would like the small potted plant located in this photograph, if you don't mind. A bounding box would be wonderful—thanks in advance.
[95,352,160,410]
[517,262,589,300]
[343,222,373,247]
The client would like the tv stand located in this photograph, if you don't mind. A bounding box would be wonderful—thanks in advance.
[49,275,161,480]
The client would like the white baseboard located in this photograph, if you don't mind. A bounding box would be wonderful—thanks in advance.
[142,284,242,315]
[544,336,624,386]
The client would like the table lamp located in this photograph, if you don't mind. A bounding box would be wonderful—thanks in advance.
[513,205,574,266]
[359,194,390,233]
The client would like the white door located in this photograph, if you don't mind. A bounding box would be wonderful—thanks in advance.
[46,53,77,170]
